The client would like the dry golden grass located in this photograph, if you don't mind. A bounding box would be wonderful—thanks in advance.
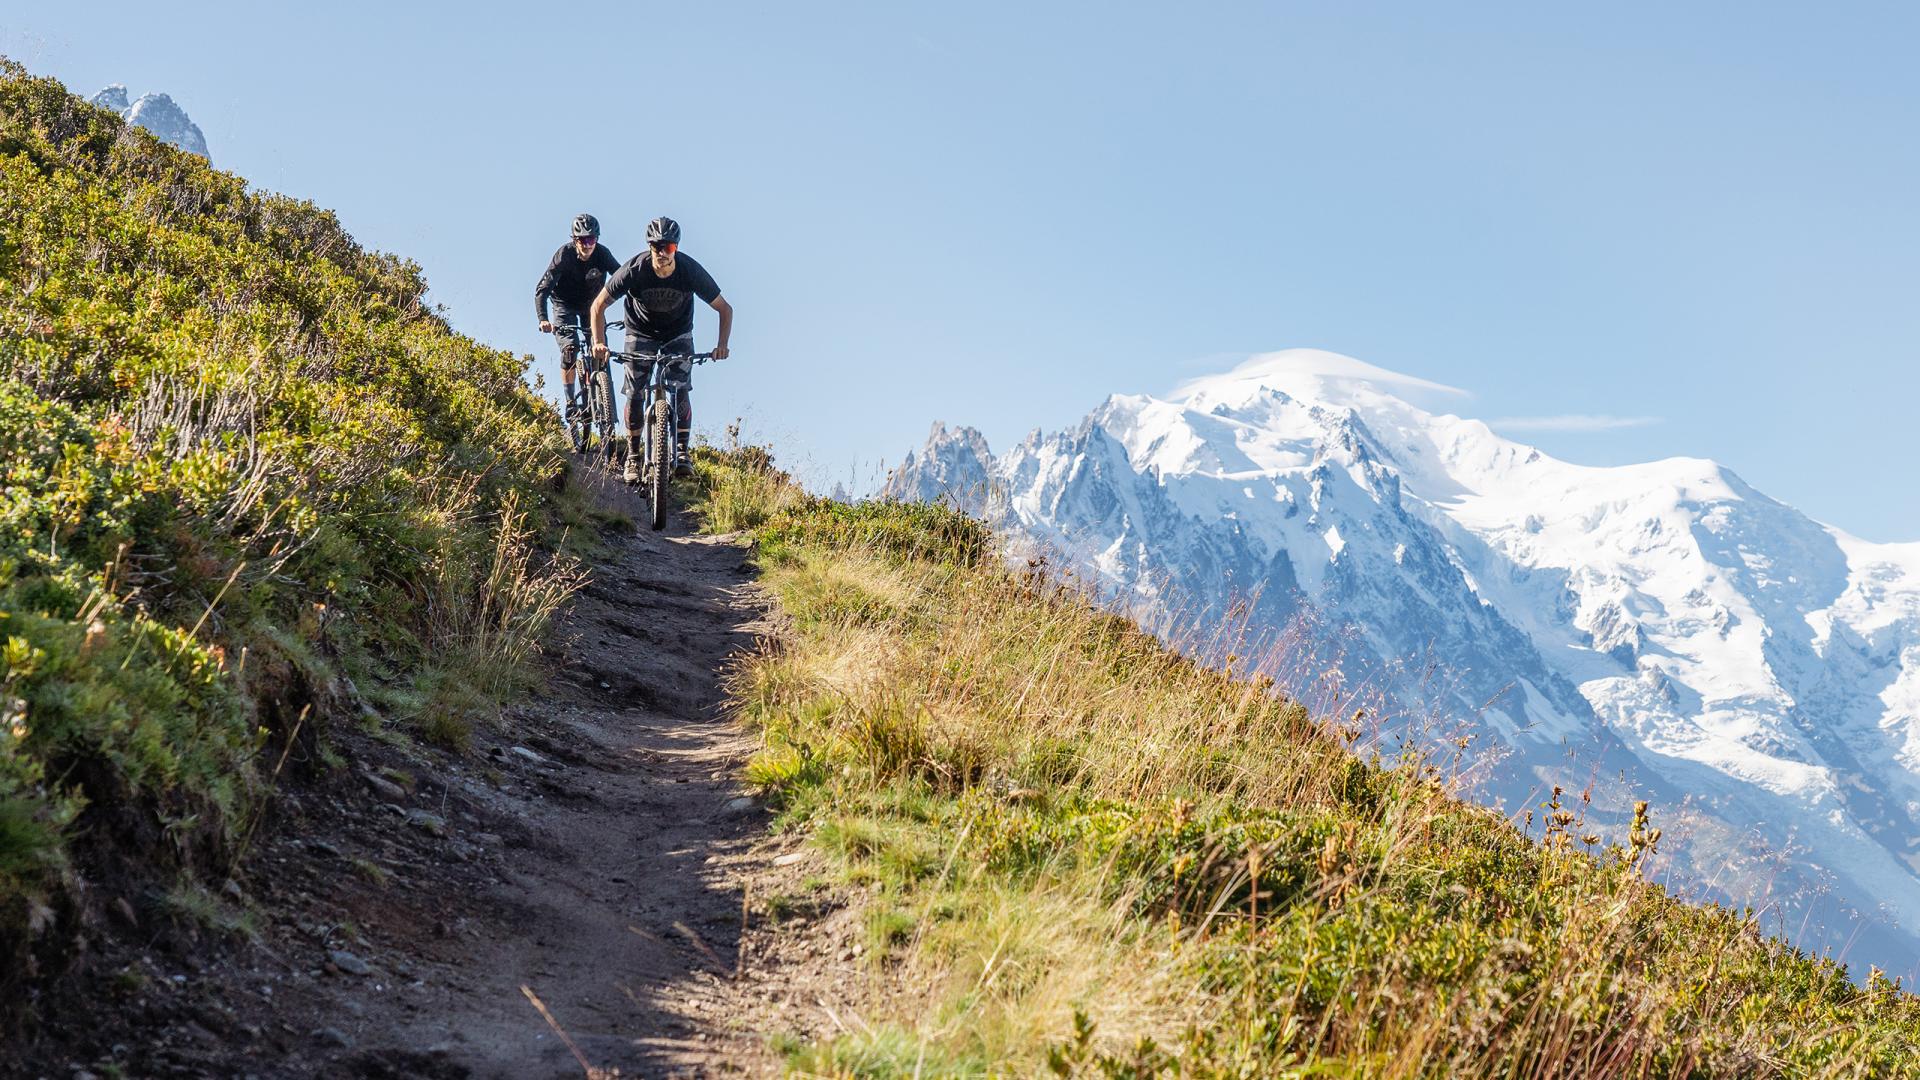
[698,452,1920,1078]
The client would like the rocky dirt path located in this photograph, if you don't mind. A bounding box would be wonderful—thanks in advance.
[374,480,780,1077]
[13,477,865,1079]
[342,477,852,1078]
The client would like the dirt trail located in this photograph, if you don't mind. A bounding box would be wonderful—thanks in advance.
[15,476,863,1079]
[375,479,778,1076]
[344,476,841,1078]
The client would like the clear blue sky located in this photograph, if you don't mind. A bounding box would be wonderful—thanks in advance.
[7,2,1917,539]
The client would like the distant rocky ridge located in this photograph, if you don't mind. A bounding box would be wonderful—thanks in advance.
[90,83,209,160]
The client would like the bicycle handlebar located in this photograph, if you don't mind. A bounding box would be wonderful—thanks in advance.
[554,320,722,363]
[609,350,719,363]
[548,320,623,337]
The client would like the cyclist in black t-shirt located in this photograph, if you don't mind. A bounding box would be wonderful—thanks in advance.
[590,216,734,482]
[535,213,621,426]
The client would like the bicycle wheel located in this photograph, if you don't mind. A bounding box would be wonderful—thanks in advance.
[566,381,589,454]
[593,366,618,473]
[648,389,672,531]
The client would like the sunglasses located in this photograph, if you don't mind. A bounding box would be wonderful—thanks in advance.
[650,241,678,254]
[576,235,598,246]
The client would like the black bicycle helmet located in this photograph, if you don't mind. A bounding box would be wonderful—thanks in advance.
[571,213,600,239]
[646,216,681,245]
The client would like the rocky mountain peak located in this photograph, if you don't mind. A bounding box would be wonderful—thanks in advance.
[90,84,210,160]
[88,83,130,114]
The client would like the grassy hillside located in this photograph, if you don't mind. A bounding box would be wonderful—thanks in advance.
[0,62,579,1002]
[689,449,1920,1078]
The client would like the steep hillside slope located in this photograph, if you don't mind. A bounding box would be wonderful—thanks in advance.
[694,449,1920,1076]
[0,60,575,1015]
[887,350,1920,974]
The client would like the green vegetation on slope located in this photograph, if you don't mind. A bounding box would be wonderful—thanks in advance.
[0,62,579,996]
[688,448,1920,1078]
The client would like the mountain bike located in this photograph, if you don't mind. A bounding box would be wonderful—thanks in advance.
[610,343,718,531]
[557,322,620,472]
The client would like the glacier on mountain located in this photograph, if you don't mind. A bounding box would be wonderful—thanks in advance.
[886,349,1920,973]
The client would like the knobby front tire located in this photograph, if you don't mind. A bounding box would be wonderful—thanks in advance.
[593,366,618,474]
[649,391,672,532]
[567,385,590,455]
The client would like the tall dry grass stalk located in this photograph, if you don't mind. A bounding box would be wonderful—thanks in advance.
[426,484,585,700]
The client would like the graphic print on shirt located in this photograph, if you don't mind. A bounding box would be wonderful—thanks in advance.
[603,252,722,342]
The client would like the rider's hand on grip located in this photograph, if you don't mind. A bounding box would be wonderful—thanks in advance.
[712,345,730,361]
[592,342,609,362]
[538,320,552,333]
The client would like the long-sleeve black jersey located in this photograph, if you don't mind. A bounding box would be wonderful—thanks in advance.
[534,242,622,321]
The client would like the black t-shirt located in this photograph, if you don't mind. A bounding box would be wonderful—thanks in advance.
[534,242,622,319]
[603,252,721,342]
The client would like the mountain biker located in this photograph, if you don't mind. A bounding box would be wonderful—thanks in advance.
[589,216,733,483]
[535,213,621,434]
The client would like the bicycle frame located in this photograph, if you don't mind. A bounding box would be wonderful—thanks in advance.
[555,321,619,467]
[607,340,716,529]
[613,348,717,450]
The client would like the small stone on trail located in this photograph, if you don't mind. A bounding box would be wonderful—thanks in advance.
[306,839,343,859]
[328,950,371,976]
[722,796,757,817]
[598,680,612,690]
[405,809,447,836]
[772,852,806,867]
[363,771,407,802]
[509,745,546,764]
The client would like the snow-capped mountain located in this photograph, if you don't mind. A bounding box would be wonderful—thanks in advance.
[887,350,1920,973]
[90,84,210,160]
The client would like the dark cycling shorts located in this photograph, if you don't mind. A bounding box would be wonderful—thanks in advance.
[620,332,696,388]
[551,305,589,371]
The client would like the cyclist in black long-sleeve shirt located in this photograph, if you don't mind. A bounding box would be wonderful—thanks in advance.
[535,213,621,423]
